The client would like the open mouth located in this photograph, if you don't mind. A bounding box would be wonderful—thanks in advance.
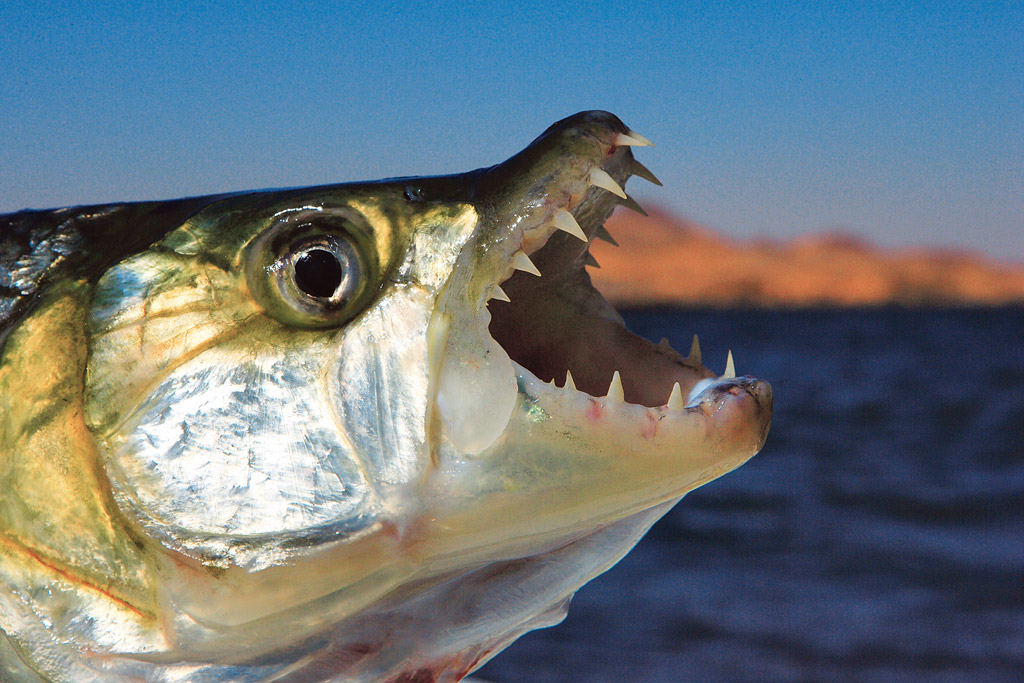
[433,112,770,457]
[485,121,719,409]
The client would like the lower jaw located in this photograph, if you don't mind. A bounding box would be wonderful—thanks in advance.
[424,366,768,568]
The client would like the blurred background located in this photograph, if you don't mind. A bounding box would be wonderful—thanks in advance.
[3,1,1022,680]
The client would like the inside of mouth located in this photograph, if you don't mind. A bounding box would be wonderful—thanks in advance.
[487,215,713,408]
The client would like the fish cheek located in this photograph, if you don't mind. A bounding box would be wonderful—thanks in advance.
[83,250,377,561]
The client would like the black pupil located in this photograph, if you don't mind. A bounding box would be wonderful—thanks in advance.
[294,249,343,298]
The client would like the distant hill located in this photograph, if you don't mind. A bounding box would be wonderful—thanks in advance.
[589,208,1024,308]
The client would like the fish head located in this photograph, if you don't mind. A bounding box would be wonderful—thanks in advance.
[3,111,771,679]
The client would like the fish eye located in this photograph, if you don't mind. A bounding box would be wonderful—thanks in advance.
[284,236,362,306]
[246,210,379,328]
[293,248,344,298]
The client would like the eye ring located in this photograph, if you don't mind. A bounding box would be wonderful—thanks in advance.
[246,209,379,328]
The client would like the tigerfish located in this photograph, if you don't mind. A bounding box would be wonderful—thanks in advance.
[0,111,772,682]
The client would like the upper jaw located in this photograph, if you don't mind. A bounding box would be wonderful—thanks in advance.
[467,110,652,304]
[433,111,734,456]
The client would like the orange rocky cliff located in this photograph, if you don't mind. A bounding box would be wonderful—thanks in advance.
[588,208,1024,308]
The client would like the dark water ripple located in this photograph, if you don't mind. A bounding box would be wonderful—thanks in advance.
[480,308,1024,682]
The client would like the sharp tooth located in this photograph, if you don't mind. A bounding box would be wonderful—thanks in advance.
[584,252,600,268]
[589,168,628,198]
[615,131,654,147]
[687,378,715,404]
[489,285,510,302]
[630,159,663,186]
[724,350,736,378]
[564,369,576,391]
[513,252,541,276]
[688,335,702,364]
[667,382,684,410]
[553,208,588,242]
[618,195,648,216]
[605,371,625,402]
[594,225,618,246]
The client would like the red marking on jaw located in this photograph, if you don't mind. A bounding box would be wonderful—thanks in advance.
[0,536,150,620]
[463,648,493,676]
[377,518,431,554]
[388,655,470,682]
[641,411,658,439]
[585,399,603,421]
[399,517,433,553]
[380,520,401,541]
[389,669,438,683]
[387,645,495,682]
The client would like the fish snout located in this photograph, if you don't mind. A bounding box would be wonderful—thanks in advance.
[689,375,773,452]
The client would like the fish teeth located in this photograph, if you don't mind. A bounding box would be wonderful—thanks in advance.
[630,159,662,186]
[616,130,654,147]
[724,350,736,378]
[688,335,702,364]
[513,251,541,276]
[490,285,510,302]
[593,225,618,246]
[667,382,684,410]
[687,378,715,404]
[564,369,576,391]
[553,208,588,242]
[618,195,648,216]
[589,168,628,199]
[605,370,625,402]
[584,252,600,269]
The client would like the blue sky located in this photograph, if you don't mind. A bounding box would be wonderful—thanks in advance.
[2,1,1021,260]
